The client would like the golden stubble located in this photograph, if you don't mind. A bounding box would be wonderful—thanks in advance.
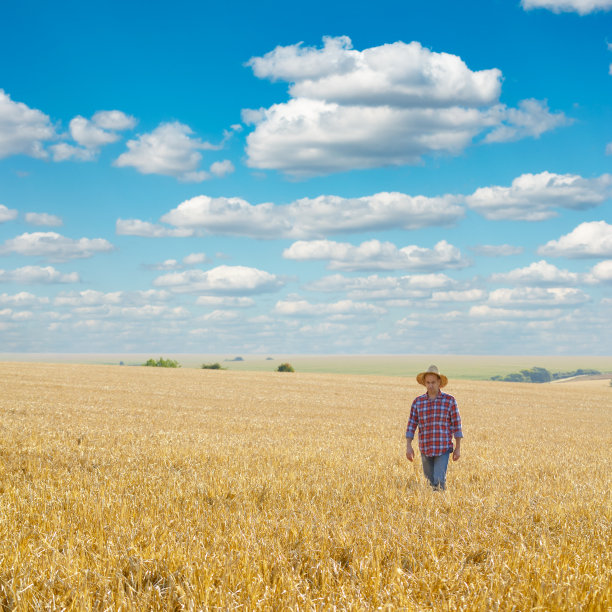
[0,362,610,610]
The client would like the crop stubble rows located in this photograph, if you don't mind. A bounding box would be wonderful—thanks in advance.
[0,362,610,610]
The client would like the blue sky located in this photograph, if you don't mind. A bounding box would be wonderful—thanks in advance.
[0,0,611,355]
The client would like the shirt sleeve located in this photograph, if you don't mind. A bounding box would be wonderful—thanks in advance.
[406,400,419,439]
[450,398,463,438]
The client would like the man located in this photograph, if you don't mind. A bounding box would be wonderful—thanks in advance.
[406,365,463,490]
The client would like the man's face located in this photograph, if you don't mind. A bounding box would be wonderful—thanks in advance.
[424,373,440,396]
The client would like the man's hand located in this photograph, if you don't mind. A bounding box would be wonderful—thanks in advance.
[406,442,414,462]
[452,441,461,462]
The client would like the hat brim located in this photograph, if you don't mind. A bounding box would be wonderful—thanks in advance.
[416,372,448,387]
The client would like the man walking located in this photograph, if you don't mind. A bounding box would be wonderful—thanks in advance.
[406,365,463,490]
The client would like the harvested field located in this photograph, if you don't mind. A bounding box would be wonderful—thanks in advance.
[0,362,610,610]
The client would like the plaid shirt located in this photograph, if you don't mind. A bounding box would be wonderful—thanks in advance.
[406,391,463,457]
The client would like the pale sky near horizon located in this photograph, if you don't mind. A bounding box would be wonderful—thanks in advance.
[0,0,611,355]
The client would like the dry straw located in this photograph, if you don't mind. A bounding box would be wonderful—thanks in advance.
[0,362,610,609]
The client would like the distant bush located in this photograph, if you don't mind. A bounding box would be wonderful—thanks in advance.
[144,357,180,368]
[277,363,295,373]
[201,362,224,370]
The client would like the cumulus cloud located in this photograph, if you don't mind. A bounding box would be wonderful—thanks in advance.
[154,191,463,239]
[0,265,80,284]
[116,219,195,238]
[0,204,18,223]
[0,292,50,306]
[0,232,114,262]
[483,99,570,143]
[91,110,137,131]
[587,260,612,283]
[153,265,284,295]
[25,212,63,227]
[54,290,123,307]
[431,289,487,302]
[145,252,210,271]
[244,37,568,176]
[306,273,455,299]
[209,160,235,177]
[466,172,611,221]
[182,252,208,266]
[538,221,612,258]
[469,305,563,320]
[196,296,254,307]
[50,110,136,162]
[274,297,385,317]
[490,260,581,285]
[488,287,590,306]
[521,0,612,14]
[283,239,468,272]
[0,89,56,159]
[114,121,218,182]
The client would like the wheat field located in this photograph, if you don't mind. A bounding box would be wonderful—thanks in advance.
[0,362,610,610]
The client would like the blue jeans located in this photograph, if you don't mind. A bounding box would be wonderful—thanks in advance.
[421,450,451,490]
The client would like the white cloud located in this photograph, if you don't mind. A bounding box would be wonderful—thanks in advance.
[244,97,499,176]
[538,221,612,258]
[0,265,80,284]
[587,260,612,283]
[244,37,568,176]
[488,287,590,306]
[521,0,612,14]
[196,296,254,307]
[298,322,349,335]
[182,252,208,266]
[147,259,182,271]
[0,204,18,223]
[491,260,581,285]
[153,265,284,295]
[25,212,63,227]
[306,273,455,299]
[431,289,487,302]
[209,160,235,177]
[283,239,468,272]
[466,172,611,221]
[0,89,56,159]
[158,191,463,239]
[0,292,50,306]
[54,290,123,307]
[114,121,218,181]
[470,244,523,256]
[70,115,121,149]
[469,305,563,320]
[116,219,194,238]
[0,308,34,321]
[274,297,385,317]
[201,309,240,322]
[0,232,115,262]
[247,37,502,108]
[91,110,137,131]
[50,110,136,162]
[483,99,570,143]
[50,143,97,162]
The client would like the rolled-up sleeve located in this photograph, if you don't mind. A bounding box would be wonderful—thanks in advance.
[406,401,419,439]
[450,399,463,438]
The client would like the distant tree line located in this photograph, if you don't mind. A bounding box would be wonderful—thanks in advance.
[491,367,601,383]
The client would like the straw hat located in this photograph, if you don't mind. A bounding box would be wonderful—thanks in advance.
[416,364,448,388]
